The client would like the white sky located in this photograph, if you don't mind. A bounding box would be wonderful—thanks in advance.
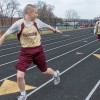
[18,0,100,19]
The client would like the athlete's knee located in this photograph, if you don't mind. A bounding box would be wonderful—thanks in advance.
[17,70,25,80]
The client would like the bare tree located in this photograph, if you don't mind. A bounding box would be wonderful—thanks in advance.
[65,9,80,20]
[0,0,20,26]
[7,0,20,24]
[17,9,24,18]
[35,0,63,25]
[35,1,55,19]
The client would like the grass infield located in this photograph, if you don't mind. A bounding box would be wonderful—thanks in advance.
[0,27,93,40]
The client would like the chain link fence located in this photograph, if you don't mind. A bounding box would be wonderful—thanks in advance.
[0,17,98,32]
[40,18,97,30]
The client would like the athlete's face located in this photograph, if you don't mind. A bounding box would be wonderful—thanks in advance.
[28,8,38,21]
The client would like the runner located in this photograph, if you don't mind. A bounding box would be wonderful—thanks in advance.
[0,4,62,100]
[94,16,100,40]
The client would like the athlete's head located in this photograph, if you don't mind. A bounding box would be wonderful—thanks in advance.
[24,4,38,20]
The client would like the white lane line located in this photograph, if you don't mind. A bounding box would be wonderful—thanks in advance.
[0,74,17,82]
[41,30,87,40]
[0,34,92,52]
[2,42,19,47]
[44,34,91,46]
[4,28,88,45]
[85,80,100,100]
[0,35,94,58]
[45,36,94,52]
[0,60,17,67]
[46,40,97,62]
[0,51,20,58]
[3,34,59,46]
[0,39,97,82]
[0,46,20,52]
[26,47,100,98]
[0,38,96,67]
[2,35,64,47]
[0,66,36,82]
[63,35,71,37]
[3,32,62,45]
[5,39,18,43]
[2,29,89,46]
[2,34,66,47]
[41,34,66,40]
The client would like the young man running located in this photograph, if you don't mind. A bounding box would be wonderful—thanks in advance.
[94,16,100,40]
[0,4,62,100]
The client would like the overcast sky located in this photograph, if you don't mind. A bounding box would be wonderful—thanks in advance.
[18,0,100,19]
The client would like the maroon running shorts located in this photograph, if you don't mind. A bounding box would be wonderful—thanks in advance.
[97,34,100,40]
[16,45,47,72]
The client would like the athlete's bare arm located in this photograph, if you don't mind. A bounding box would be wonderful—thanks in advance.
[0,34,7,46]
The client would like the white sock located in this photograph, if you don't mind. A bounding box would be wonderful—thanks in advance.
[21,91,26,96]
[53,71,57,77]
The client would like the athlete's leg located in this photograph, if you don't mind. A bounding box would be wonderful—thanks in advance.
[17,70,27,100]
[42,68,54,75]
[16,48,33,100]
[33,46,60,85]
[17,70,26,92]
[42,68,60,85]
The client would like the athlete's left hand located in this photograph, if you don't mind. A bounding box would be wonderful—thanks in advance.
[55,27,62,34]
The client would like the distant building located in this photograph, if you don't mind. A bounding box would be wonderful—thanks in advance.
[0,17,20,27]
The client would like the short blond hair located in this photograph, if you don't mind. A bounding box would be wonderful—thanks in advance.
[24,4,37,14]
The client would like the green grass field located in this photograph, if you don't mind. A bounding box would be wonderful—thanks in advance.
[1,27,93,40]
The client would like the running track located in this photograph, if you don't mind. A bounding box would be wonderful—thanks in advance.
[0,28,100,100]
